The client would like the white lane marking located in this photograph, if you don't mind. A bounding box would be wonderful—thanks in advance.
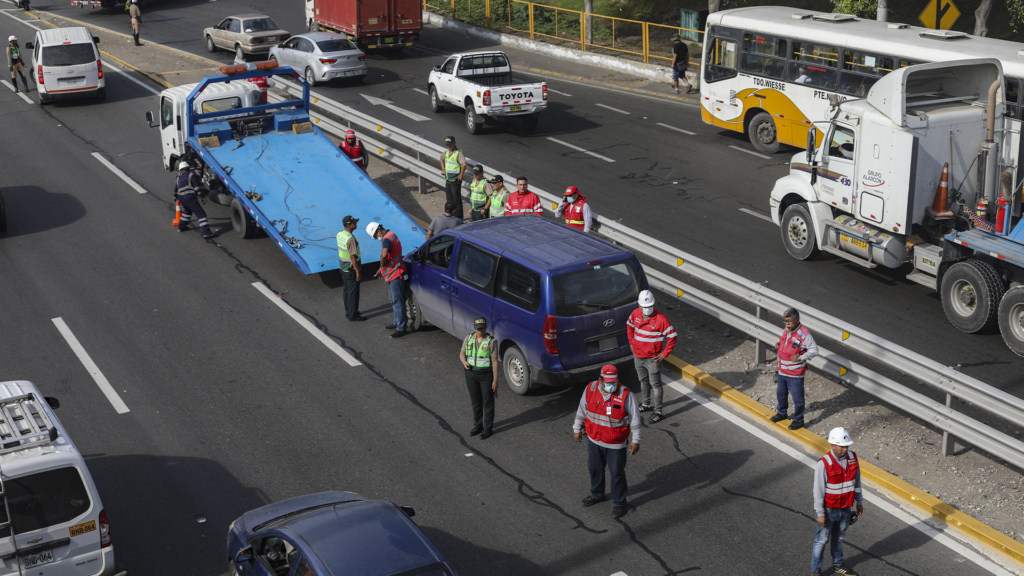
[656,122,695,135]
[660,371,1016,576]
[0,8,43,30]
[595,103,630,115]
[739,208,774,223]
[1,80,33,104]
[610,573,628,576]
[412,87,429,95]
[91,153,148,194]
[252,282,362,367]
[361,93,430,122]
[547,87,572,97]
[729,145,771,160]
[101,60,159,95]
[546,137,615,163]
[509,65,699,108]
[51,318,130,414]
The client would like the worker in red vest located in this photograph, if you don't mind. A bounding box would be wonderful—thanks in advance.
[246,75,270,104]
[812,427,863,576]
[769,307,818,431]
[572,365,640,520]
[339,129,369,171]
[555,186,592,232]
[367,221,407,339]
[504,176,543,216]
[627,290,677,424]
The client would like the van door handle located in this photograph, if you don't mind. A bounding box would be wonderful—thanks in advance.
[440,280,448,289]
[451,285,459,295]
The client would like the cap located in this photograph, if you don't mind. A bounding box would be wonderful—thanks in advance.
[473,316,487,328]
[600,365,619,382]
[445,135,456,144]
[8,36,16,42]
[670,34,681,41]
[472,165,483,174]
[345,129,355,138]
[827,427,854,447]
[365,221,382,238]
[342,215,359,226]
[564,185,579,196]
[638,290,655,307]
[177,161,190,170]
[488,175,504,184]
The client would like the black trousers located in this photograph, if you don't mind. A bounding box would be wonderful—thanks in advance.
[339,261,360,319]
[445,180,465,220]
[588,439,629,505]
[469,208,488,221]
[464,369,494,432]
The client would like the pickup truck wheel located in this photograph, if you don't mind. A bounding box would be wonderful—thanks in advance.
[429,86,444,113]
[941,259,1004,333]
[780,204,820,260]
[502,345,532,395]
[0,189,7,233]
[206,36,217,53]
[234,45,245,63]
[465,107,482,135]
[999,286,1024,357]
[405,290,423,332]
[521,116,539,131]
[304,67,318,88]
[230,198,258,239]
[748,111,780,154]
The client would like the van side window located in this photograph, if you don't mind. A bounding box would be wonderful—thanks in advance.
[0,467,91,536]
[423,235,456,269]
[456,243,497,291]
[161,96,174,129]
[495,259,541,313]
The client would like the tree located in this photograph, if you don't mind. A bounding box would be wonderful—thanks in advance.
[975,0,993,36]
[832,0,877,19]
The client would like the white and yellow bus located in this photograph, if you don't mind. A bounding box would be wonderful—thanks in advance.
[700,6,1024,153]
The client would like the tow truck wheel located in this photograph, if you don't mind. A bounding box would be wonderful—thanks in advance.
[998,286,1024,356]
[941,259,1004,333]
[502,345,532,395]
[465,107,482,135]
[405,290,423,332]
[0,189,7,233]
[780,203,820,260]
[748,111,780,154]
[230,198,258,239]
[429,86,444,113]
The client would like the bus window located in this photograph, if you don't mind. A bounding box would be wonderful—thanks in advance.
[840,51,893,96]
[790,42,837,89]
[1006,79,1020,118]
[741,33,787,80]
[705,37,738,83]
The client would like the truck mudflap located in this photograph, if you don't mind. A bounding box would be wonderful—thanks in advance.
[946,229,1024,269]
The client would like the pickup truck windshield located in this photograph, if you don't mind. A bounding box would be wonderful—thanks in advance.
[553,258,643,317]
[0,467,91,536]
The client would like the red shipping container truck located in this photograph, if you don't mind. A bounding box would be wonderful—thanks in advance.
[304,0,422,49]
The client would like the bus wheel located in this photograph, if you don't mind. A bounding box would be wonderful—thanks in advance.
[998,286,1024,357]
[748,111,780,154]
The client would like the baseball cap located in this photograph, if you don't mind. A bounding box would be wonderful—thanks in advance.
[600,365,618,382]
[489,175,504,184]
[342,215,359,226]
[473,316,487,328]
[345,129,356,137]
[472,165,483,174]
[445,135,456,144]
[564,185,579,196]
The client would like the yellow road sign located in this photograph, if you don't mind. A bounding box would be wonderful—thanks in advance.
[919,0,961,30]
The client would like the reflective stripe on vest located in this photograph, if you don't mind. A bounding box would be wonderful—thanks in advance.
[490,188,508,217]
[583,381,631,445]
[777,325,811,377]
[337,229,359,260]
[821,450,859,509]
[470,179,488,210]
[381,230,404,282]
[465,334,493,369]
[176,172,196,196]
[444,150,462,181]
[340,139,365,167]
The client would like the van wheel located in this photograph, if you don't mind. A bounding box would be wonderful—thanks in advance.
[206,36,217,53]
[234,45,245,63]
[465,107,482,135]
[780,203,819,260]
[502,345,531,395]
[405,290,423,332]
[0,189,7,233]
[748,111,780,154]
[304,67,318,88]
[998,286,1024,357]
[942,259,1004,333]
[230,198,258,239]
[429,86,444,113]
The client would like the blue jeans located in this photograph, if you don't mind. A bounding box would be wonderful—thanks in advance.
[387,276,407,332]
[587,438,628,505]
[776,375,805,423]
[812,507,851,571]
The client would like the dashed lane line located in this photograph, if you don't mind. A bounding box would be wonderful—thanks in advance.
[1,80,33,104]
[546,137,615,163]
[729,145,771,160]
[739,208,774,223]
[547,87,572,97]
[413,87,429,95]
[91,153,148,194]
[252,282,362,367]
[595,103,630,115]
[51,317,130,414]
[656,122,695,135]
[102,60,159,95]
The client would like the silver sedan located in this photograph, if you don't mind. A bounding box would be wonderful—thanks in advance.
[269,32,367,87]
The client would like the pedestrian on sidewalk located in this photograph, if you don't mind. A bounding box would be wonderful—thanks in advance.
[366,221,407,338]
[573,365,641,520]
[504,176,543,216]
[128,0,144,46]
[468,165,493,221]
[174,162,214,238]
[439,136,466,219]
[460,316,498,439]
[337,215,366,322]
[812,427,863,576]
[626,290,677,424]
[6,36,30,93]
[670,35,692,94]
[555,185,592,232]
[426,202,463,240]
[488,175,509,218]
[770,307,818,431]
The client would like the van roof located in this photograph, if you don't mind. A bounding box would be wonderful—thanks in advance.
[36,26,94,45]
[0,381,77,472]
[452,217,633,270]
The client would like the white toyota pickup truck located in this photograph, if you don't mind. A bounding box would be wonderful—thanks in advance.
[427,51,547,134]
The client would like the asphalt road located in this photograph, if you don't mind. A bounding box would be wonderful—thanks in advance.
[0,3,1017,576]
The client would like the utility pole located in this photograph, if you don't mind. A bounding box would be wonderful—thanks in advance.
[877,0,888,22]
[584,0,593,46]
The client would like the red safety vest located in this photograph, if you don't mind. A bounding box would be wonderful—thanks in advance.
[583,381,632,445]
[777,325,812,377]
[563,195,587,230]
[340,139,365,168]
[381,230,405,283]
[247,76,268,104]
[820,450,859,509]
[504,191,543,216]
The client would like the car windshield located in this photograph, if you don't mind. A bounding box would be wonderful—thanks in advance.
[317,39,356,52]
[244,18,279,32]
[553,258,643,317]
[0,467,91,536]
[41,44,95,67]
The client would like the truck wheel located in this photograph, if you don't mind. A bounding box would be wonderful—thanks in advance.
[208,185,234,207]
[502,345,532,395]
[998,286,1024,356]
[465,107,482,135]
[405,290,423,332]
[780,203,820,260]
[234,45,245,63]
[748,111,780,154]
[206,36,217,53]
[230,198,258,239]
[521,116,539,131]
[429,86,444,113]
[941,259,1004,333]
[0,189,7,233]
[304,67,318,88]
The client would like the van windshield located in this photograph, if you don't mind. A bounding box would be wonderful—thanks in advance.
[553,258,643,317]
[0,467,91,536]
[42,44,96,67]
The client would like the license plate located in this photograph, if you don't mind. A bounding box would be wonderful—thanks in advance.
[840,234,868,250]
[384,37,395,43]
[62,78,81,85]
[21,548,54,568]
[598,337,617,352]
[509,104,522,112]
[266,36,277,42]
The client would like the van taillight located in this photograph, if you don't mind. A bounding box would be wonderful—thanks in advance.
[483,90,491,106]
[96,60,103,80]
[37,65,43,84]
[542,315,558,354]
[99,509,111,548]
[542,84,548,101]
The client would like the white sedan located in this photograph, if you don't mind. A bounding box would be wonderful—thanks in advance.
[270,32,367,87]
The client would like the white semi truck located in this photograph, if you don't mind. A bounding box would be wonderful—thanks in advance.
[769,59,1024,356]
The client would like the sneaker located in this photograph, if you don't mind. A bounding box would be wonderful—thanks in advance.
[832,565,857,576]
[672,87,680,94]
[770,413,788,423]
[638,403,653,413]
[789,420,804,430]
[390,330,406,339]
[650,412,664,423]
[582,495,604,507]
[384,324,396,330]
[612,505,627,519]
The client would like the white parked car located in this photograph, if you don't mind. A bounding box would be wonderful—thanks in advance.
[270,32,367,87]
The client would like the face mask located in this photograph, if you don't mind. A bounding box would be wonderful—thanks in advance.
[568,195,578,203]
[602,380,617,393]
[642,306,654,316]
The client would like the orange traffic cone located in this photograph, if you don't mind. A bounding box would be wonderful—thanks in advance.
[927,162,954,219]
[172,201,182,227]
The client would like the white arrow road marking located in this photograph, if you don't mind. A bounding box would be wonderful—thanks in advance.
[52,318,130,414]
[361,93,430,122]
[547,137,615,163]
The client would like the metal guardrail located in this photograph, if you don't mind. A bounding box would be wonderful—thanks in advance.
[272,78,1024,469]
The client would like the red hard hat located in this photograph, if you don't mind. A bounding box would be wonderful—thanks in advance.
[564,186,579,196]
[600,365,618,381]
[345,130,355,137]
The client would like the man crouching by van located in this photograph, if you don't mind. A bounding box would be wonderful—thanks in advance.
[7,36,30,93]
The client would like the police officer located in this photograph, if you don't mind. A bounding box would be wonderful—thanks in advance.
[573,365,641,519]
[488,175,508,218]
[128,0,143,46]
[174,162,213,238]
[460,316,498,439]
[468,165,493,221]
[438,136,466,220]
[6,36,29,93]
[337,215,366,322]
[812,427,863,576]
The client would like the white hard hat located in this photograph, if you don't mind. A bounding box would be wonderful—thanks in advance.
[638,290,655,307]
[178,161,189,170]
[9,36,16,42]
[365,221,382,238]
[827,427,853,447]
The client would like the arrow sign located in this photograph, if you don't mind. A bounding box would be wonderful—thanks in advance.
[919,0,961,30]
[360,93,430,122]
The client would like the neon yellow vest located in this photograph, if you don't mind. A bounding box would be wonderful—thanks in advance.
[337,229,360,260]
[490,187,508,217]
[465,334,493,369]
[444,150,462,181]
[470,179,488,210]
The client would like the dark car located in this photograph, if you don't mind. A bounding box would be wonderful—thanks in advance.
[227,492,456,576]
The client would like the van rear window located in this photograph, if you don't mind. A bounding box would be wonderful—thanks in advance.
[0,467,91,536]
[553,258,643,317]
[42,44,96,67]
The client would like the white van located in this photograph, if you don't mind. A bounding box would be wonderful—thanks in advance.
[26,27,105,104]
[0,381,124,576]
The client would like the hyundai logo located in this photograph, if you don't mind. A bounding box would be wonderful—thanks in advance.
[602,319,615,327]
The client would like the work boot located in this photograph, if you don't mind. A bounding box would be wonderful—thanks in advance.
[12,82,18,94]
[788,421,804,431]
[19,75,29,92]
[770,413,788,423]
[134,33,143,46]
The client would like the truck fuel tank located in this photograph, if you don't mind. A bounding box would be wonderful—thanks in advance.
[825,215,907,269]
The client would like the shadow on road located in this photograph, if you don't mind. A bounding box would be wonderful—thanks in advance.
[0,185,86,238]
[419,526,549,576]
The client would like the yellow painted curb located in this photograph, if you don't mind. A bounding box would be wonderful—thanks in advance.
[100,50,175,90]
[661,355,1024,568]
